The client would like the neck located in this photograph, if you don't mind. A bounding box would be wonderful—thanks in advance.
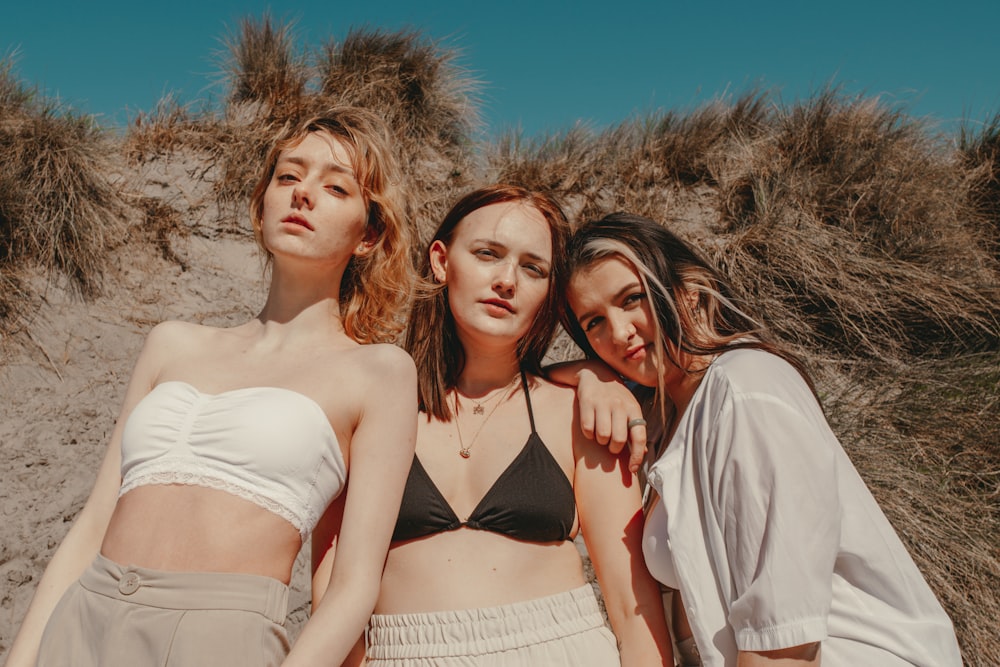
[255,261,348,341]
[455,346,522,397]
[662,350,715,417]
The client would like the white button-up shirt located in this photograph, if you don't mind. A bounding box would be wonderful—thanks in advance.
[644,349,962,667]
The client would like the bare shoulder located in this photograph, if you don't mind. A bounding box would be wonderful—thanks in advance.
[525,373,577,413]
[138,320,240,374]
[523,373,578,451]
[144,319,212,349]
[352,342,415,373]
[344,343,417,391]
[135,320,204,363]
[530,375,626,467]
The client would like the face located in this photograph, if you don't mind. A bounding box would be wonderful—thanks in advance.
[260,131,372,268]
[430,202,553,348]
[568,256,662,387]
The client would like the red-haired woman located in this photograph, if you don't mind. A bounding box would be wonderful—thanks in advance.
[318,185,672,666]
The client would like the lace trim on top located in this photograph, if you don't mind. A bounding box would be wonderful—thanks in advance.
[119,464,317,540]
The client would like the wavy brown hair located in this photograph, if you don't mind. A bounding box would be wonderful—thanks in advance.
[249,106,414,344]
[563,212,816,421]
[405,184,571,420]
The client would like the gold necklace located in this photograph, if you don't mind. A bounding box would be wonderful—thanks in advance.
[453,376,519,458]
[464,378,517,415]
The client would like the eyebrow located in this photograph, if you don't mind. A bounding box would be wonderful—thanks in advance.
[575,281,642,323]
[472,238,552,266]
[277,155,356,178]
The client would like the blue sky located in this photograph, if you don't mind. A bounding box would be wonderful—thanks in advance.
[2,0,998,138]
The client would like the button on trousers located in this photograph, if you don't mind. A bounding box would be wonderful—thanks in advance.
[36,553,290,667]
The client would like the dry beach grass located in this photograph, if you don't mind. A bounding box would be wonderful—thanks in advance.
[1,18,997,664]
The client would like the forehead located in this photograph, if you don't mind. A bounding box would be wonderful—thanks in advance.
[278,130,358,174]
[453,202,553,258]
[569,255,641,305]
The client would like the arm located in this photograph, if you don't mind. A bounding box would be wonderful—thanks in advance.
[4,323,169,667]
[309,495,365,667]
[738,644,820,666]
[547,358,647,473]
[573,427,673,666]
[284,345,418,667]
[708,373,839,658]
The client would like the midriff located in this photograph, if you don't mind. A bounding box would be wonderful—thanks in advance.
[376,528,587,614]
[101,484,302,584]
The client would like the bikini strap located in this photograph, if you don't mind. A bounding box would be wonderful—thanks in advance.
[519,369,537,434]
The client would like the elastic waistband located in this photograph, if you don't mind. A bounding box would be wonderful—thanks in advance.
[366,585,607,658]
[81,553,288,624]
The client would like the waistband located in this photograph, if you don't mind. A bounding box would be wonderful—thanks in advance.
[366,584,607,658]
[81,553,289,624]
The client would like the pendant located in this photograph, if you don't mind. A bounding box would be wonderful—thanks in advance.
[472,403,484,415]
[459,447,471,458]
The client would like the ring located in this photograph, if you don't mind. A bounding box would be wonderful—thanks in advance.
[627,418,647,429]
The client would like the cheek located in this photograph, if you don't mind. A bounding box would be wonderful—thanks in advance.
[522,279,551,316]
[587,333,614,361]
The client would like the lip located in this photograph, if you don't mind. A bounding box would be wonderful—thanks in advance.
[481,298,515,315]
[624,343,648,362]
[281,214,314,231]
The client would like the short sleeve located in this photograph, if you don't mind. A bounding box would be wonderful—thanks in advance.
[708,388,840,652]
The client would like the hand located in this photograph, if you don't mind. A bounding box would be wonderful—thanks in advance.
[576,367,647,473]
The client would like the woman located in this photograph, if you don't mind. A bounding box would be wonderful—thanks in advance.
[5,108,418,667]
[314,185,673,666]
[562,212,963,666]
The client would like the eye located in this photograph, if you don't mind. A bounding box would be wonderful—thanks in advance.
[522,263,547,277]
[276,173,298,184]
[622,292,646,308]
[326,184,348,195]
[582,316,604,333]
[474,248,499,259]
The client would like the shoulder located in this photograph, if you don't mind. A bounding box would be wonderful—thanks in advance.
[699,349,829,443]
[143,319,224,348]
[527,374,623,464]
[707,348,806,397]
[137,320,214,363]
[351,342,415,373]
[524,373,576,412]
[346,343,417,393]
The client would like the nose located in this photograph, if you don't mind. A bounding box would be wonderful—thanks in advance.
[291,181,313,209]
[493,260,516,296]
[608,311,635,346]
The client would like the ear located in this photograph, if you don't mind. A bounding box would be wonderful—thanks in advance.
[353,225,380,258]
[428,239,448,283]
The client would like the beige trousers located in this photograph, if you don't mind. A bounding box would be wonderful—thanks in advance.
[36,553,290,667]
[365,584,621,666]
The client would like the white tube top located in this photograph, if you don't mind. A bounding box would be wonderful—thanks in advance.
[119,381,347,540]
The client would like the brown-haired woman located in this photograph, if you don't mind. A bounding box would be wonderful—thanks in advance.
[6,107,418,667]
[563,212,962,667]
[315,185,673,666]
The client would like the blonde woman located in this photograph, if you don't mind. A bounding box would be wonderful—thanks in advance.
[6,108,418,667]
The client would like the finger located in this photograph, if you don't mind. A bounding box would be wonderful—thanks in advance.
[593,409,616,449]
[579,404,596,441]
[609,409,629,456]
[627,421,648,473]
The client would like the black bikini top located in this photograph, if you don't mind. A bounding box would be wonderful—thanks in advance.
[392,372,576,543]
